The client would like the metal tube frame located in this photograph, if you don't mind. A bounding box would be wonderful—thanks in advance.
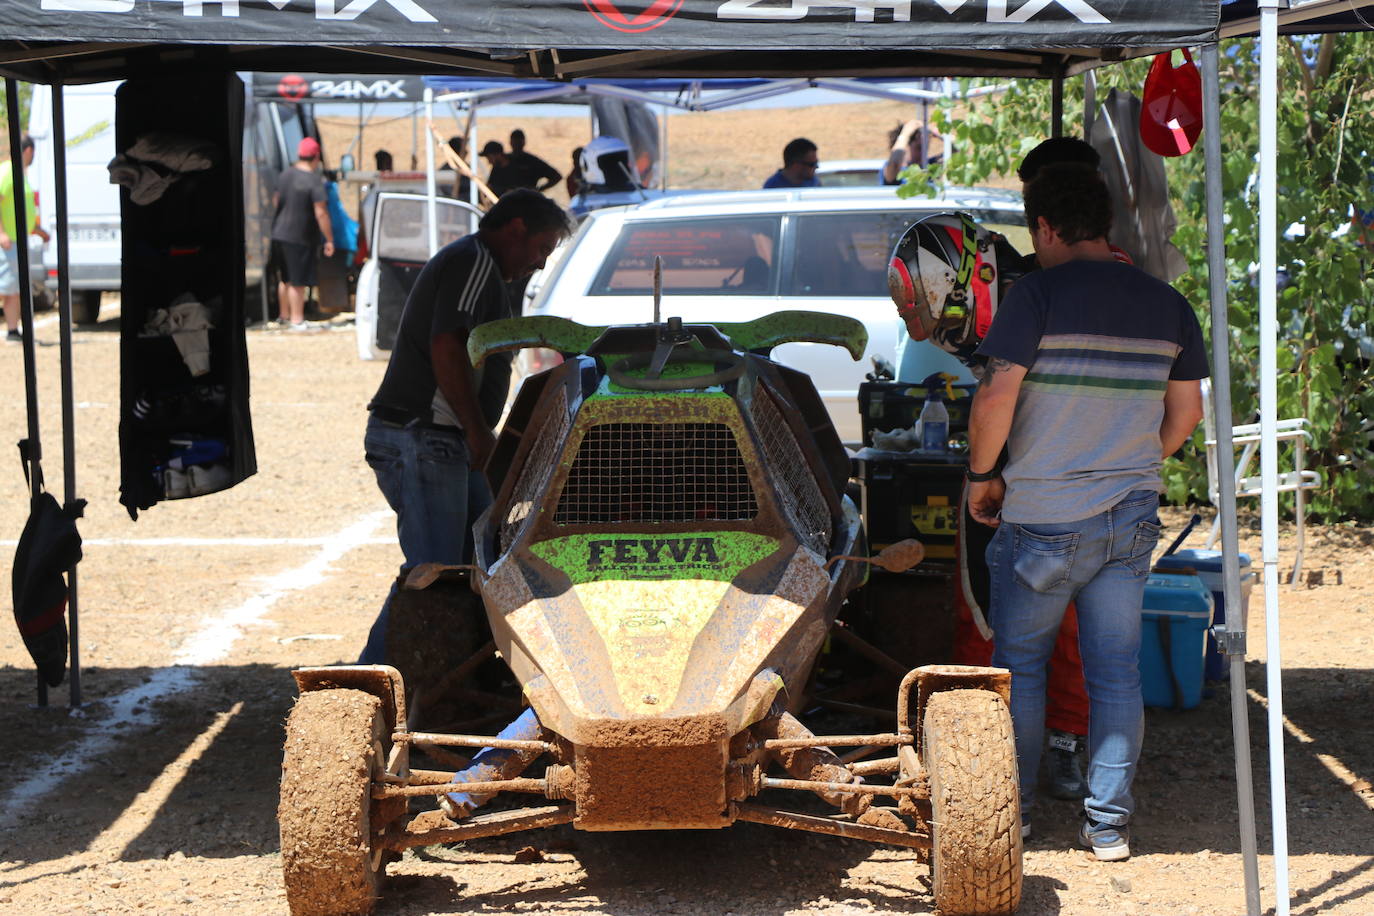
[1201,42,1262,916]
[7,77,48,705]
[1257,4,1292,913]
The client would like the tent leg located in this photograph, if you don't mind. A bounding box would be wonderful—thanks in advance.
[7,76,49,706]
[52,81,84,708]
[1202,43,1262,916]
[1258,5,1292,914]
[1051,72,1064,138]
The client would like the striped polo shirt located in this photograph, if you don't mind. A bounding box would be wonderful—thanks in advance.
[976,258,1208,524]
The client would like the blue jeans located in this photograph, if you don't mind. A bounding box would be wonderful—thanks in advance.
[987,490,1161,826]
[357,415,491,665]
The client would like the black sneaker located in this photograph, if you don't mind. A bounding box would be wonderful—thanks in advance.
[1047,729,1089,800]
[1079,817,1131,861]
[6,329,22,343]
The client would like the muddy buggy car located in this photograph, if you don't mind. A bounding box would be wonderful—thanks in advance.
[279,310,1022,916]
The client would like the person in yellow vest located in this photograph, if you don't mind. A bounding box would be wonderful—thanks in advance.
[0,135,50,342]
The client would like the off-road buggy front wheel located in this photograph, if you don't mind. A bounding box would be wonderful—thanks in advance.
[279,688,392,916]
[923,688,1023,916]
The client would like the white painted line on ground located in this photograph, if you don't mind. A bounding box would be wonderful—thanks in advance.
[0,509,391,830]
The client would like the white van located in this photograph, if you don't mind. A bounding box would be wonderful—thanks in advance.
[28,81,121,324]
[28,78,320,324]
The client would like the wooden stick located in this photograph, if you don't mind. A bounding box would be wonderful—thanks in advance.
[428,122,499,206]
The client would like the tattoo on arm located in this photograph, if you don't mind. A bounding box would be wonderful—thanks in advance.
[979,357,1016,389]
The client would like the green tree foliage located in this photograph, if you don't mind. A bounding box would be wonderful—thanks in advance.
[904,36,1374,520]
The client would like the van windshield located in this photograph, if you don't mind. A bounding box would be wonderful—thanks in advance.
[590,217,780,295]
[788,208,1030,297]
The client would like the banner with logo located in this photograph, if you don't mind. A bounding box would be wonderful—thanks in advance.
[5,1,1218,51]
[251,73,427,104]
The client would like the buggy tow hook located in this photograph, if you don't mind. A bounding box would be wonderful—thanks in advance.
[439,708,546,820]
[757,712,871,817]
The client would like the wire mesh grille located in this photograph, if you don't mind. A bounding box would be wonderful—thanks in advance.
[554,422,758,526]
[500,387,570,552]
[750,388,831,554]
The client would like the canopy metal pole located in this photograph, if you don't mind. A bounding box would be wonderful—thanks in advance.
[1202,42,1260,916]
[51,82,83,708]
[6,77,46,705]
[1082,69,1096,138]
[1050,72,1064,137]
[423,88,438,256]
[1257,3,1292,913]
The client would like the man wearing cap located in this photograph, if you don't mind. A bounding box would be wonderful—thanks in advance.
[270,137,333,330]
[481,140,559,199]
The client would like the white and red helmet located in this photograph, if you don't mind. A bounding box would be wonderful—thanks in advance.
[888,212,1020,363]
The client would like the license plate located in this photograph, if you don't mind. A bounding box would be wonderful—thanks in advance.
[70,226,119,242]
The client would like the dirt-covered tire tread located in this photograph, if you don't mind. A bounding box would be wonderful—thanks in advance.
[279,688,387,916]
[924,687,1023,916]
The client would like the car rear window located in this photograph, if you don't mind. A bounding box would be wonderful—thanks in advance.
[590,217,780,295]
[787,209,1030,297]
[375,198,474,262]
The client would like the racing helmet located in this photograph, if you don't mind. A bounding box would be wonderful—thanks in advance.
[579,136,637,191]
[887,212,1013,357]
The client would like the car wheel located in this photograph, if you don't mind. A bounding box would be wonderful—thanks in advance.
[72,290,102,325]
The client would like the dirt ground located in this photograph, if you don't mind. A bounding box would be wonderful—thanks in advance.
[0,303,1370,916]
[1,103,1373,913]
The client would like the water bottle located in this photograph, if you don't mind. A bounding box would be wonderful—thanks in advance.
[920,385,949,453]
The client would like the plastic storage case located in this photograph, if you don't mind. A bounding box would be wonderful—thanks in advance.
[1153,548,1254,681]
[858,380,975,448]
[1140,571,1215,709]
[853,449,965,565]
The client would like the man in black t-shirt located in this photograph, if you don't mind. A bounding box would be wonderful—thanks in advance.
[270,137,333,330]
[357,189,572,665]
[481,139,561,198]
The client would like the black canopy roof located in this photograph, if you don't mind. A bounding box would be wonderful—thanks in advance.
[1,1,1222,85]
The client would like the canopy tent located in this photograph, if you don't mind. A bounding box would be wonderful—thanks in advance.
[3,3,1371,915]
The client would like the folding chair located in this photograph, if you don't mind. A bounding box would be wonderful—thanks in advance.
[1201,379,1321,583]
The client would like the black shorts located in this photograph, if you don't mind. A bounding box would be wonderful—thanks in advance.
[272,239,318,287]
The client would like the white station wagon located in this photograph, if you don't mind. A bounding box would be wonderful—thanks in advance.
[523,186,1031,443]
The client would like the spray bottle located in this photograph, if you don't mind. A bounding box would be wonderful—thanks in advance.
[919,372,954,453]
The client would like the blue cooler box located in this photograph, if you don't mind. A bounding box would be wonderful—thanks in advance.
[1154,548,1254,681]
[1140,572,1214,709]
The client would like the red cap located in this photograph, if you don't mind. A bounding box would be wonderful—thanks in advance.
[1140,49,1202,157]
[297,137,321,160]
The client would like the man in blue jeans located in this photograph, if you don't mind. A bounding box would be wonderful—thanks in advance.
[358,189,572,664]
[966,163,1207,861]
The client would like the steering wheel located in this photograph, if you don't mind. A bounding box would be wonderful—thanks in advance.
[606,348,747,391]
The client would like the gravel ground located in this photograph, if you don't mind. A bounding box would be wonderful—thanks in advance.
[0,308,1371,916]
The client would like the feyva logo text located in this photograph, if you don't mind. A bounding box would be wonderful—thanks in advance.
[588,538,722,568]
[39,0,437,23]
